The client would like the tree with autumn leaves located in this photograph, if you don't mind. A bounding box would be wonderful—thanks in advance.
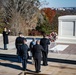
[36,8,56,35]
[41,8,56,24]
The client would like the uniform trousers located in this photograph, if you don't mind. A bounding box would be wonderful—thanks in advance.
[22,59,27,70]
[34,58,41,72]
[42,52,48,65]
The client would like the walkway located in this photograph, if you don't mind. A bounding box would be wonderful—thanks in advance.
[0,36,76,75]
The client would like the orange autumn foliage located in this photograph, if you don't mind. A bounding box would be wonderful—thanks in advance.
[41,8,56,24]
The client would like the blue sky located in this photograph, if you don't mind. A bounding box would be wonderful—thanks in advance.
[40,0,76,8]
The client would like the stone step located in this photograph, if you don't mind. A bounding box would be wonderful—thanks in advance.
[56,38,76,44]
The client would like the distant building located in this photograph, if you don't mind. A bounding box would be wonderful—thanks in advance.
[51,7,76,11]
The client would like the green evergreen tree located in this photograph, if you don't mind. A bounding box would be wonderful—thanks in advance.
[36,14,51,35]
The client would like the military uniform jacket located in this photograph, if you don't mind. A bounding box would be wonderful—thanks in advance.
[40,38,50,53]
[15,36,24,55]
[20,44,28,59]
[32,44,45,59]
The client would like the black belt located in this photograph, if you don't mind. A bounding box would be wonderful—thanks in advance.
[17,44,23,45]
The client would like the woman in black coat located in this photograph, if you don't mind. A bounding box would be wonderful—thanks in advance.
[3,27,10,50]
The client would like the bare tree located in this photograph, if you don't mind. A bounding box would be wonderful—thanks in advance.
[2,0,40,35]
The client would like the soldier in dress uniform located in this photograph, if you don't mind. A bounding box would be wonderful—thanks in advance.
[19,38,28,71]
[40,33,50,66]
[32,40,45,73]
[15,32,24,62]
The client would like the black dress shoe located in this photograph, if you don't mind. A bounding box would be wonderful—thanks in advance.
[4,48,8,50]
[36,71,41,73]
[43,64,48,66]
[22,68,26,71]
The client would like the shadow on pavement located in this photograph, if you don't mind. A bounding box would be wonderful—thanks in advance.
[48,58,76,65]
[0,54,76,66]
[26,69,35,72]
[0,62,22,70]
[24,72,50,75]
[0,48,4,50]
[0,57,18,62]
[0,57,32,65]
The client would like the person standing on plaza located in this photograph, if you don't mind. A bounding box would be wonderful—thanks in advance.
[15,32,24,62]
[29,38,36,64]
[2,27,10,50]
[40,33,50,66]
[32,40,45,73]
[20,38,28,71]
